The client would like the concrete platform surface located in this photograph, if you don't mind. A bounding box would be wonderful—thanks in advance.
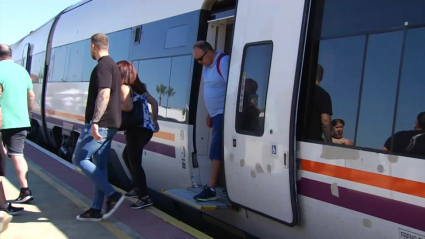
[0,140,211,239]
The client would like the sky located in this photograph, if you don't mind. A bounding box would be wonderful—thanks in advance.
[0,0,81,45]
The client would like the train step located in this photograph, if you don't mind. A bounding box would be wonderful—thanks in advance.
[162,188,231,210]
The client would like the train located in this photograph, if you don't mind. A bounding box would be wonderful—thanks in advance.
[9,0,425,238]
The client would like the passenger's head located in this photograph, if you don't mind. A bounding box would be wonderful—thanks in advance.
[415,112,425,130]
[332,119,345,139]
[117,60,136,86]
[193,41,215,67]
[116,60,147,95]
[316,64,324,85]
[90,33,109,60]
[0,44,12,61]
[245,78,258,95]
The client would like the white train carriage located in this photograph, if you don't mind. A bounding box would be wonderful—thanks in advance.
[10,0,425,238]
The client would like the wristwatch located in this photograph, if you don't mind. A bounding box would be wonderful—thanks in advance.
[90,120,99,125]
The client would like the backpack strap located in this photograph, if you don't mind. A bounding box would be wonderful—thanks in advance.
[216,53,228,79]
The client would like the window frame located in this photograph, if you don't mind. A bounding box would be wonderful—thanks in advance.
[298,1,425,160]
[234,40,273,137]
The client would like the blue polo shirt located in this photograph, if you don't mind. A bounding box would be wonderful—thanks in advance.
[203,51,229,117]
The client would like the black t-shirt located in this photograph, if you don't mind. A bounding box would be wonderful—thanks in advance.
[384,130,425,157]
[85,56,121,128]
[308,85,333,141]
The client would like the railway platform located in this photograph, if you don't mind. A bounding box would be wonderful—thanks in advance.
[0,140,213,239]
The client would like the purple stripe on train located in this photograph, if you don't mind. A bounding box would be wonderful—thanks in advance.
[298,177,425,231]
[31,113,176,158]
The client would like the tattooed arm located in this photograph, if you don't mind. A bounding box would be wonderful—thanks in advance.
[92,88,111,123]
[321,113,332,142]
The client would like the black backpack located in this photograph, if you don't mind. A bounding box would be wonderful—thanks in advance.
[118,86,144,131]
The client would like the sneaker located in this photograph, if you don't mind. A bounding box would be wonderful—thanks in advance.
[0,211,13,234]
[103,192,124,219]
[125,189,138,198]
[76,208,102,222]
[4,203,24,215]
[193,186,217,202]
[131,196,153,210]
[14,189,34,204]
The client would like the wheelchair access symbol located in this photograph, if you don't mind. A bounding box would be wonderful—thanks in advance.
[272,145,277,155]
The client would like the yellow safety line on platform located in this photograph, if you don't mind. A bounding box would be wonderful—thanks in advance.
[27,162,133,239]
[25,140,213,239]
[113,187,214,239]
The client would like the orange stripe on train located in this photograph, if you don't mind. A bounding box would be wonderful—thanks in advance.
[300,159,425,199]
[32,108,175,141]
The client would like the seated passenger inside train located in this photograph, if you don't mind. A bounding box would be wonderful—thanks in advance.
[382,112,425,157]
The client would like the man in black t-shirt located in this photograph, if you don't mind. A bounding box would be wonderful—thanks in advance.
[383,112,425,157]
[72,33,124,222]
[308,64,333,142]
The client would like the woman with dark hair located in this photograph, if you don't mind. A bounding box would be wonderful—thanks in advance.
[117,60,159,209]
[332,119,354,146]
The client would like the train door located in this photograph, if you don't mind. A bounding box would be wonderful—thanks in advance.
[222,0,302,225]
[162,3,235,211]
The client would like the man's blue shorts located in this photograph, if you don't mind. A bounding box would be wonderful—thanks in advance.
[209,114,223,161]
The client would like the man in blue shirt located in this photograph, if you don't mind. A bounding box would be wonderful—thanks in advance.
[192,41,229,201]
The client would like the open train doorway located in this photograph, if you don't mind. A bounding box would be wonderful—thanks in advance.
[163,0,236,211]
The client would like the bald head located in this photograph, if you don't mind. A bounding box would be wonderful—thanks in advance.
[192,40,216,67]
[0,44,12,60]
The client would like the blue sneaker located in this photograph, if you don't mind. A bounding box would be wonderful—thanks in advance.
[193,186,217,201]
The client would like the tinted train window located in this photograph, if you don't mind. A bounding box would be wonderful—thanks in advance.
[356,31,403,149]
[107,29,131,62]
[137,56,192,124]
[387,28,425,158]
[66,41,85,82]
[167,55,192,122]
[235,42,273,136]
[318,36,365,144]
[82,39,97,82]
[301,0,425,157]
[30,52,45,84]
[321,0,425,38]
[49,45,68,82]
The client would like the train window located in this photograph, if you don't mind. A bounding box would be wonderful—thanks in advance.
[66,41,85,82]
[356,31,403,149]
[385,27,425,158]
[235,42,273,136]
[318,36,365,145]
[134,26,141,44]
[321,0,425,38]
[164,25,189,49]
[30,52,45,84]
[82,39,97,82]
[301,0,425,156]
[167,55,192,123]
[107,29,131,63]
[137,58,173,122]
[49,45,68,82]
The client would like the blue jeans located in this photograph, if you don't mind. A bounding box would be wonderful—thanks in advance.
[72,123,117,210]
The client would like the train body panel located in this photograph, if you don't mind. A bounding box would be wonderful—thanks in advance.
[8,0,425,238]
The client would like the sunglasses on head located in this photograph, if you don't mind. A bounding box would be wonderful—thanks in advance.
[195,50,208,62]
